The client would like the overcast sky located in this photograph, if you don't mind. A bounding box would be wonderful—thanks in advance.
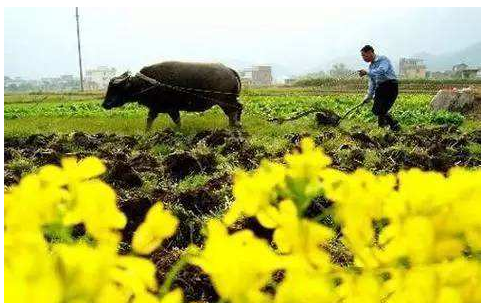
[4,7,481,79]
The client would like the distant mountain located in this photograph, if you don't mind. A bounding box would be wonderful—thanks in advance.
[413,42,481,71]
[220,42,481,80]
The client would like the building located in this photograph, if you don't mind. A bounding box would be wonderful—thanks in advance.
[284,78,297,85]
[426,71,453,79]
[239,65,273,86]
[452,63,480,79]
[452,63,469,73]
[399,58,427,78]
[85,66,116,90]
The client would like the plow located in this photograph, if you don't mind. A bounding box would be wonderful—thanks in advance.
[267,70,368,126]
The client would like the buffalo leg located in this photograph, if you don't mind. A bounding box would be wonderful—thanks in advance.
[146,110,158,132]
[168,111,181,126]
[221,103,242,127]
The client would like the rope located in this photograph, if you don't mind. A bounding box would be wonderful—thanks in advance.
[132,72,242,110]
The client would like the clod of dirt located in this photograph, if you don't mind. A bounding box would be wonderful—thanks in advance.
[163,152,202,181]
[176,188,221,216]
[191,129,230,147]
[106,161,143,188]
[378,132,398,147]
[33,149,61,166]
[117,195,155,243]
[129,153,161,172]
[236,146,261,170]
[221,136,247,155]
[151,247,219,302]
[467,130,481,143]
[228,217,274,242]
[173,264,219,302]
[151,129,177,145]
[195,152,217,174]
[204,130,232,147]
[4,137,25,149]
[315,109,341,126]
[168,211,206,248]
[203,173,232,192]
[72,132,99,150]
[351,132,380,148]
[25,134,56,148]
[4,149,13,162]
[346,148,365,170]
[332,146,365,172]
[4,170,18,186]
[287,132,311,147]
[152,248,183,283]
[315,130,337,144]
[118,135,139,149]
[304,196,334,220]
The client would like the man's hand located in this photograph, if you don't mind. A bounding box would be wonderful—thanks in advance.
[358,69,368,77]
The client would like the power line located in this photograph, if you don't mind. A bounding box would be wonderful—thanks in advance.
[75,7,84,91]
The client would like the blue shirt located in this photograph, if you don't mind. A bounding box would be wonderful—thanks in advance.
[367,55,397,98]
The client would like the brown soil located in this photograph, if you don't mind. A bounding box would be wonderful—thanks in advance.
[4,125,480,302]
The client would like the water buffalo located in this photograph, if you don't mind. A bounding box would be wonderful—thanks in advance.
[102,61,242,131]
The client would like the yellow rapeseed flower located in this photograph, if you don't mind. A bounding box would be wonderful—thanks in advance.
[132,202,179,255]
[190,219,281,303]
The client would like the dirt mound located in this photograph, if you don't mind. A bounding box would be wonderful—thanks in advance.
[176,188,222,216]
[221,136,247,155]
[106,161,143,188]
[151,129,178,146]
[315,130,337,144]
[33,149,61,166]
[4,149,13,162]
[25,134,57,148]
[163,152,203,181]
[316,109,341,126]
[117,194,155,243]
[129,152,161,172]
[151,248,219,302]
[72,132,99,150]
[192,129,248,148]
[228,217,274,242]
[191,129,231,147]
[351,132,380,148]
[4,170,18,186]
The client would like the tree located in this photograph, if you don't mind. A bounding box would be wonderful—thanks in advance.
[329,63,353,78]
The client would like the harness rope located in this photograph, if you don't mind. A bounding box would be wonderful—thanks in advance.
[132,72,242,110]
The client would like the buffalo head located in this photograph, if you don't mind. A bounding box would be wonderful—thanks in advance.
[102,71,132,109]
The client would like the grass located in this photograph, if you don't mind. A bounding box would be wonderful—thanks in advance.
[176,174,213,192]
[4,90,480,156]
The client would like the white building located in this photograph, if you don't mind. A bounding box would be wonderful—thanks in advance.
[239,65,273,86]
[399,58,426,78]
[85,66,116,90]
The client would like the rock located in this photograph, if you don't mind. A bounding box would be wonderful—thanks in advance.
[430,87,481,117]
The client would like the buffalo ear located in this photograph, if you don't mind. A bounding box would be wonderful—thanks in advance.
[112,71,131,85]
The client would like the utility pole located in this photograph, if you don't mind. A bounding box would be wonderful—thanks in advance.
[75,7,84,91]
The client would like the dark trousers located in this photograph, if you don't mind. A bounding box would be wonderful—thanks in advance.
[373,80,399,129]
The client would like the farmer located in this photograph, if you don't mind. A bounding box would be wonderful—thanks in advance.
[358,45,401,131]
